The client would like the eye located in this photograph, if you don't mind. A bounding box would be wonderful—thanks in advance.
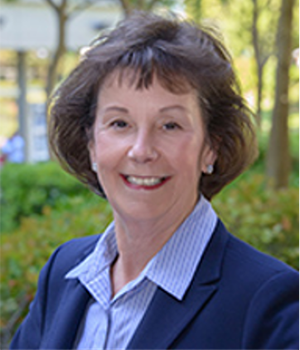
[110,120,128,129]
[163,122,181,130]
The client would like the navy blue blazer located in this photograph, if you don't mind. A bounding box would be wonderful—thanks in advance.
[11,220,299,349]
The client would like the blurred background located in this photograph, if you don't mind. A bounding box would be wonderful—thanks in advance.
[0,0,298,347]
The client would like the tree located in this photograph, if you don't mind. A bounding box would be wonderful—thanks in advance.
[266,0,295,188]
[45,0,177,98]
[220,0,279,125]
[44,0,103,99]
[250,0,278,127]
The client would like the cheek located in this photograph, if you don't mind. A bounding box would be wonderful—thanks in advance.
[93,134,123,165]
[173,137,204,168]
[163,142,203,185]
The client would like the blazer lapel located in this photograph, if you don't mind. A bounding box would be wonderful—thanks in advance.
[128,220,229,350]
[41,278,91,349]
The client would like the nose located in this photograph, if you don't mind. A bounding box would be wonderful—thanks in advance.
[128,130,158,163]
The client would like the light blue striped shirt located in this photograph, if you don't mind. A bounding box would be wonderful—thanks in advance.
[65,196,217,350]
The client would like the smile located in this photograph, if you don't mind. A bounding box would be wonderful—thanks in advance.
[127,175,165,186]
[121,174,170,189]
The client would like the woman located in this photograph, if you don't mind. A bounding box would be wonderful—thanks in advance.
[11,12,298,350]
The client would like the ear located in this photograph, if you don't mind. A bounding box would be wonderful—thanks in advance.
[200,145,217,174]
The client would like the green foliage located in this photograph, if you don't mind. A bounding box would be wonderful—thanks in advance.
[213,173,299,269]
[0,162,90,233]
[185,0,203,23]
[0,191,112,335]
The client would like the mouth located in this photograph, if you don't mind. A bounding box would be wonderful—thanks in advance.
[121,174,171,189]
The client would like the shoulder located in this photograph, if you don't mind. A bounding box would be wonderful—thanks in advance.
[211,220,298,311]
[212,221,298,348]
[224,229,298,304]
[44,234,100,282]
[216,220,298,282]
[225,233,299,348]
[33,234,100,314]
[55,234,100,262]
[10,235,100,349]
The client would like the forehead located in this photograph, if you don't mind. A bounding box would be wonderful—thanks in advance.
[100,67,194,94]
[97,71,200,112]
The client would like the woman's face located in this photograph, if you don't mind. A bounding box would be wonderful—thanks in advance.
[89,74,216,224]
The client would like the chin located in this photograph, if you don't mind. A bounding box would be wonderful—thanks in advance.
[114,202,167,222]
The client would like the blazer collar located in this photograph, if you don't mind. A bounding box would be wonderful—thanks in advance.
[128,219,229,349]
[40,243,96,350]
[41,279,91,350]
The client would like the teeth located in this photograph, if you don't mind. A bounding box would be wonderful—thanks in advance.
[127,176,164,186]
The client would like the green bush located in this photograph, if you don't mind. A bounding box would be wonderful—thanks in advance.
[1,162,90,233]
[213,173,299,269]
[0,192,112,342]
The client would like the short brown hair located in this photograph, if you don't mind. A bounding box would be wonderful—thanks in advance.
[49,11,257,200]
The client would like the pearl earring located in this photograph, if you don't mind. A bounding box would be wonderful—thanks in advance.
[92,162,97,172]
[206,165,214,174]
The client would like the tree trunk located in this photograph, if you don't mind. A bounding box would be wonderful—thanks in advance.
[251,0,267,130]
[266,0,295,188]
[256,63,263,126]
[251,0,262,128]
[119,0,131,15]
[251,0,276,129]
[46,1,67,99]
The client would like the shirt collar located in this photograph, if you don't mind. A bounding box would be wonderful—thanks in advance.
[143,196,217,300]
[65,196,217,301]
[65,221,117,281]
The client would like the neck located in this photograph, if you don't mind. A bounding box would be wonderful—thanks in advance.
[110,199,198,296]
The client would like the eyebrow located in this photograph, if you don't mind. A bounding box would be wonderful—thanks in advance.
[101,104,188,114]
[102,106,129,113]
[159,105,188,113]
